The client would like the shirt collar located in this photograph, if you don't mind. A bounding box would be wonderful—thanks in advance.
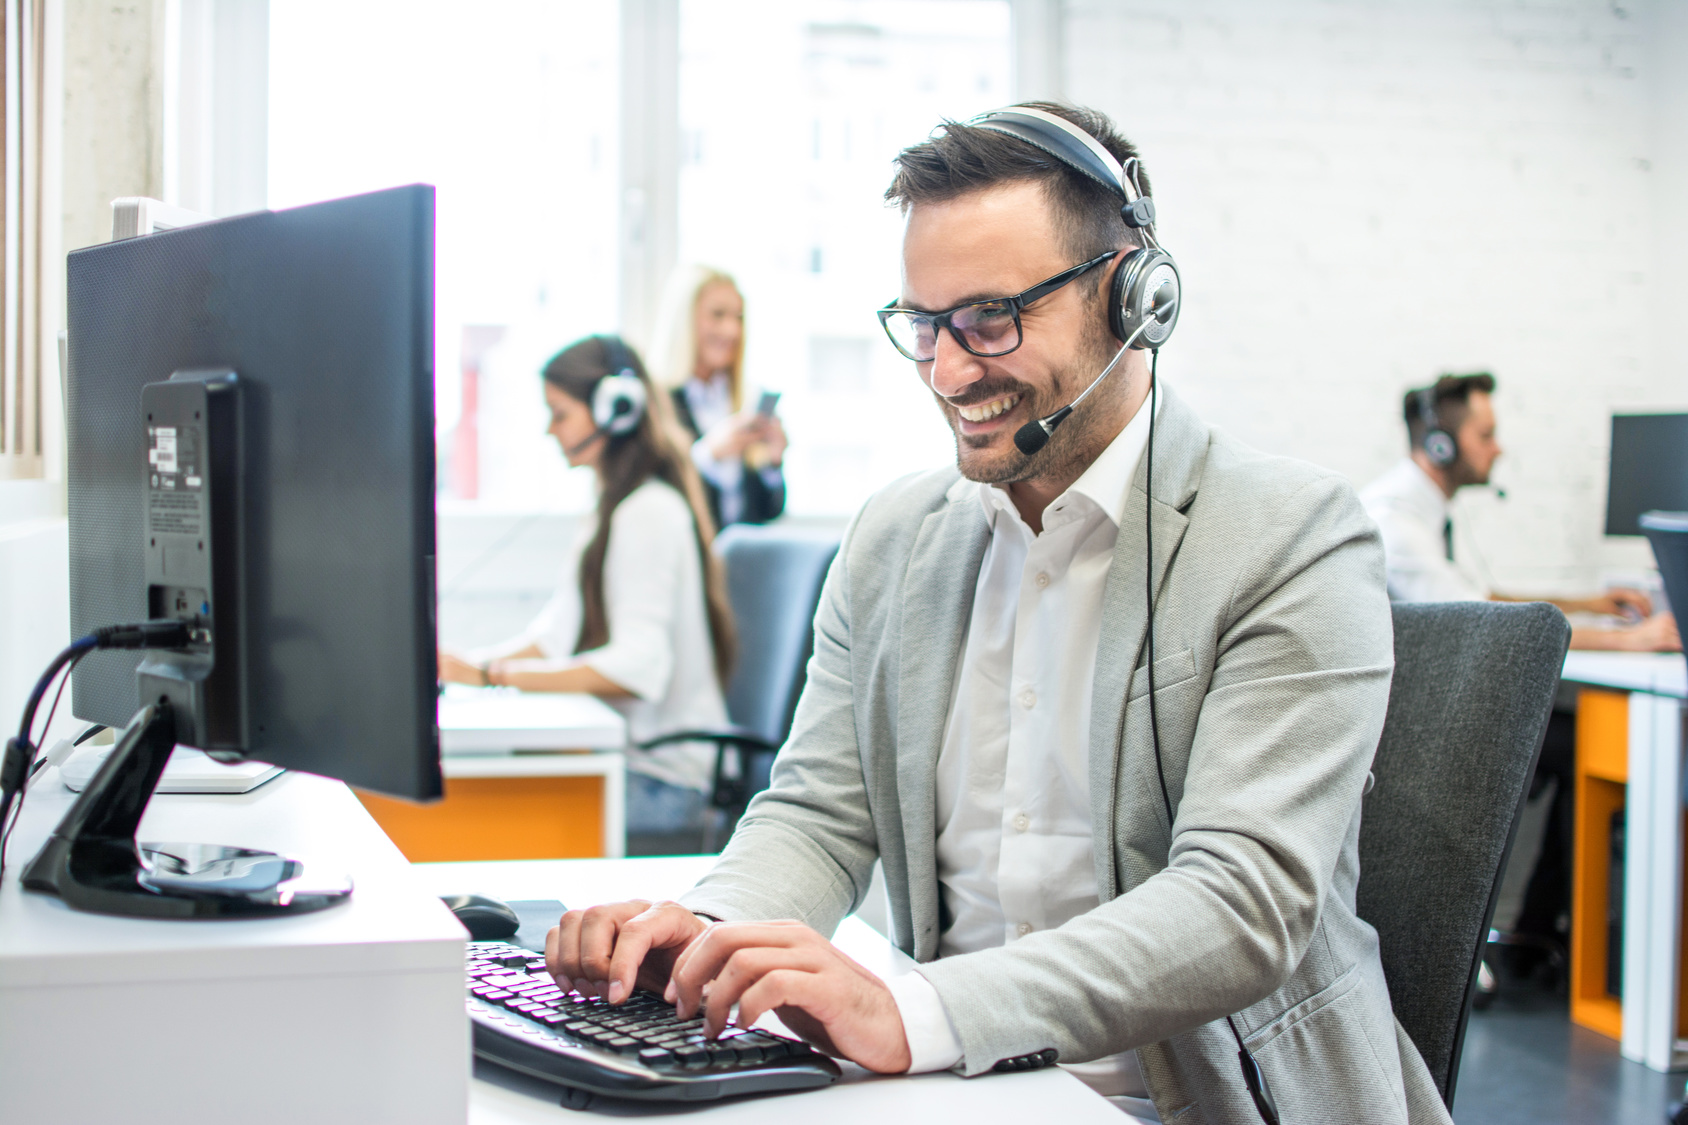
[976,380,1164,532]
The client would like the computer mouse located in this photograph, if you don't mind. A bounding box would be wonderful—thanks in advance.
[441,893,521,942]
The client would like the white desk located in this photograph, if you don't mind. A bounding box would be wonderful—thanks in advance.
[367,687,630,859]
[1560,650,1687,1071]
[413,856,1123,1124]
[0,767,467,1124]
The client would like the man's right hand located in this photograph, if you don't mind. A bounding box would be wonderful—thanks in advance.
[545,900,708,1004]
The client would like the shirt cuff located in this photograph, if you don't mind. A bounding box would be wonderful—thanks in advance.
[885,969,964,1074]
[689,436,744,491]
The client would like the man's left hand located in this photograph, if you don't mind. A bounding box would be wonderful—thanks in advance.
[665,920,912,1074]
[1585,587,1654,620]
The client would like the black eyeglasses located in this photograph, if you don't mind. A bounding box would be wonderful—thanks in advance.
[876,251,1115,362]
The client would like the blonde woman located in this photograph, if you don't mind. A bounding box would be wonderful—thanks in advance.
[650,265,787,527]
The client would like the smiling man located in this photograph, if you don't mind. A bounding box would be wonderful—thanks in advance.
[548,104,1450,1124]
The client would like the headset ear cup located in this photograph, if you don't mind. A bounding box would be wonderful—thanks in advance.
[1109,248,1180,349]
[1424,429,1458,468]
[593,373,647,437]
[1108,248,1138,344]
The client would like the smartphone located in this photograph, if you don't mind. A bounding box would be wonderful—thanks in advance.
[755,390,782,418]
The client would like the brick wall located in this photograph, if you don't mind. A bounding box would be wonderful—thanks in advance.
[1063,0,1684,594]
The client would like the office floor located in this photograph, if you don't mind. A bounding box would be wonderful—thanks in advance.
[1453,979,1679,1125]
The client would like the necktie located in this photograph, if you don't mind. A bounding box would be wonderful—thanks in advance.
[1443,518,1455,562]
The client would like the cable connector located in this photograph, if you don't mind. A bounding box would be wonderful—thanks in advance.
[93,620,194,650]
[1,737,32,798]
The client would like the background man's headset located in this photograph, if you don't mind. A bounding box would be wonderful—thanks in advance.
[567,335,648,457]
[1415,385,1460,469]
[968,106,1280,1125]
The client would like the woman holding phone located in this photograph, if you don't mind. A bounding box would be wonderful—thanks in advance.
[438,335,734,837]
[651,265,788,528]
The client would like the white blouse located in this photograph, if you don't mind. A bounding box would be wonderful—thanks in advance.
[491,478,728,792]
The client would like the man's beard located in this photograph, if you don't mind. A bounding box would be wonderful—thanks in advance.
[1447,452,1487,489]
[937,330,1122,486]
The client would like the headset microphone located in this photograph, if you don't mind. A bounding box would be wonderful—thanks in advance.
[1012,291,1178,457]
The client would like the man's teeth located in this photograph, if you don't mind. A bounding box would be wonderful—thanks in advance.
[956,394,1020,423]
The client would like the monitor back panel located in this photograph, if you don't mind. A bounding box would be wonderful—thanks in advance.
[66,186,440,800]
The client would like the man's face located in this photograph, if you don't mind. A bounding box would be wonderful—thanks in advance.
[1452,390,1502,486]
[899,181,1118,484]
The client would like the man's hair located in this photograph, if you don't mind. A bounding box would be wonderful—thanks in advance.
[1403,372,1497,451]
[885,102,1148,277]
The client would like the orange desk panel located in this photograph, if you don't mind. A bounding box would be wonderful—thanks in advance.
[1570,688,1627,1041]
[357,775,605,862]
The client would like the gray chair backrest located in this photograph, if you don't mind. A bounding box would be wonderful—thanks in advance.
[1357,601,1569,1108]
[714,525,841,745]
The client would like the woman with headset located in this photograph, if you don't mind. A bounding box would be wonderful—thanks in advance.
[438,335,735,836]
[651,265,788,528]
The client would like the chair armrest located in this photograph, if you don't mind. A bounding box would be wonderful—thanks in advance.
[635,727,780,754]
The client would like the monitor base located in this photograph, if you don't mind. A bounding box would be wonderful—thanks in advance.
[20,701,351,918]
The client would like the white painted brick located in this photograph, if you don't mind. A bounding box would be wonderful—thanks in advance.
[1062,0,1683,593]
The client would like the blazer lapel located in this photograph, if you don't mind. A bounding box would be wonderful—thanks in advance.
[895,477,988,961]
[1088,386,1208,901]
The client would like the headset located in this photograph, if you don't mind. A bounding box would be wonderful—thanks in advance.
[566,335,648,458]
[1414,386,1459,469]
[969,106,1279,1125]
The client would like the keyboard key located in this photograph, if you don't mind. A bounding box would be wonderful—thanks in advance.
[674,1045,709,1065]
[639,1046,675,1064]
[605,1036,641,1054]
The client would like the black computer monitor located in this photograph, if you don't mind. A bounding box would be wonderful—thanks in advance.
[1605,413,1688,536]
[28,186,441,919]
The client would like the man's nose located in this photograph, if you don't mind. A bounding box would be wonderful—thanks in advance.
[925,328,985,399]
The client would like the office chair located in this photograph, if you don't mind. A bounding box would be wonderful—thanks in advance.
[638,524,840,851]
[1357,601,1570,1108]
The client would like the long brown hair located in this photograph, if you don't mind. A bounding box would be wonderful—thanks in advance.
[542,336,736,686]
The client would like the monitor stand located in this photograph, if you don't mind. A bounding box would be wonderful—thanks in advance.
[20,700,351,918]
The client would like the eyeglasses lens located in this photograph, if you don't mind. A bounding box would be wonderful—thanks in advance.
[950,302,1019,356]
[883,302,1020,361]
[884,313,938,362]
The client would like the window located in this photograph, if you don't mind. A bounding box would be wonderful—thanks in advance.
[269,0,620,511]
[677,0,1012,514]
[268,0,1013,515]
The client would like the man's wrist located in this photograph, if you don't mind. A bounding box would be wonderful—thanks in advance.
[883,970,963,1074]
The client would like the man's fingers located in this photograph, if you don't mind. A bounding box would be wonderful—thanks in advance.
[733,968,824,1041]
[545,910,582,981]
[668,921,816,1019]
[604,906,678,1004]
[696,946,832,1036]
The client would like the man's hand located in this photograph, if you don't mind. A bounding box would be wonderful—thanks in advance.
[666,920,913,1074]
[1619,612,1681,652]
[546,900,707,1003]
[1582,587,1654,620]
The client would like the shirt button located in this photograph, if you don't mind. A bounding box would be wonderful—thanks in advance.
[1012,812,1030,832]
[1017,922,1033,937]
[1020,689,1036,709]
[1034,571,1050,589]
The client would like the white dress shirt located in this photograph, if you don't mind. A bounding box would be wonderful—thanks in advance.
[1357,458,1486,603]
[884,390,1162,1117]
[477,478,727,791]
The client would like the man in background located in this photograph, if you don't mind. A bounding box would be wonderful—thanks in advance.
[1360,372,1679,652]
[1361,372,1679,985]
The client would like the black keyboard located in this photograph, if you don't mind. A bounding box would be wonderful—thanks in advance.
[466,941,841,1101]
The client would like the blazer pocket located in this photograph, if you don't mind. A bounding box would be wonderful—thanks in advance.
[1127,647,1197,701]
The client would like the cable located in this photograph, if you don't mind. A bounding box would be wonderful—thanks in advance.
[1141,352,1279,1125]
[1,620,193,886]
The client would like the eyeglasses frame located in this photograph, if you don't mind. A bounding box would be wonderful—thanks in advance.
[876,250,1118,362]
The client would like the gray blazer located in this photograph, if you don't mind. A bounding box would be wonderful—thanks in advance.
[682,386,1452,1125]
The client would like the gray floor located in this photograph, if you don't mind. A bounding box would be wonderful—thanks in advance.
[1453,984,1680,1125]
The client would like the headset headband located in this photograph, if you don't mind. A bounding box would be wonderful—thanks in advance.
[969,106,1157,234]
